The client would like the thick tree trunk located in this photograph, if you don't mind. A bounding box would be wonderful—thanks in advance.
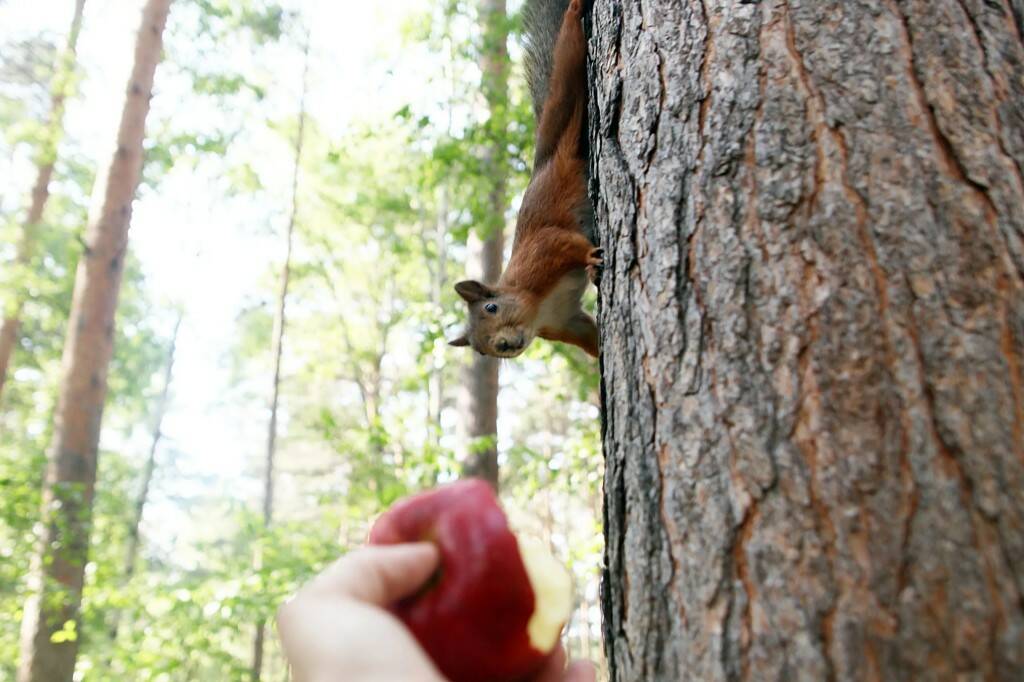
[0,0,87,406]
[592,1,1024,680]
[16,1,172,680]
[458,0,508,490]
[251,40,307,682]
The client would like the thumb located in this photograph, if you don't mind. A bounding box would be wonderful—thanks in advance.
[563,661,597,682]
[316,543,440,606]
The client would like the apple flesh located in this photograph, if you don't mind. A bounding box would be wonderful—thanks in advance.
[368,479,571,682]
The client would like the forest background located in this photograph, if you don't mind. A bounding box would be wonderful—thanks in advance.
[0,0,605,678]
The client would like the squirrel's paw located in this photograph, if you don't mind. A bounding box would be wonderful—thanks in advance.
[587,247,604,285]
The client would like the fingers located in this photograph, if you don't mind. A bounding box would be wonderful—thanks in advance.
[563,661,597,682]
[531,643,597,682]
[313,543,441,606]
[533,644,567,682]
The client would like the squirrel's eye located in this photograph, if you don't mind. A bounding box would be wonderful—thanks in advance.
[484,303,498,314]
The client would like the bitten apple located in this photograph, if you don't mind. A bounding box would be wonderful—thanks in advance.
[368,479,572,682]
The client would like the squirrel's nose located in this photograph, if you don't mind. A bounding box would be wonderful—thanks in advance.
[496,339,510,352]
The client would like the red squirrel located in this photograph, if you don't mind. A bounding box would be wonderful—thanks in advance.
[449,0,601,359]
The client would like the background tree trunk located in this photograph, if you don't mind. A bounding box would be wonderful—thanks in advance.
[109,312,181,646]
[124,314,181,579]
[0,0,87,406]
[591,1,1024,680]
[426,190,448,454]
[456,233,502,486]
[458,0,508,490]
[251,39,308,682]
[15,1,173,680]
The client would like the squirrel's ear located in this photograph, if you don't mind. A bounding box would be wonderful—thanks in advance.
[449,334,470,347]
[454,280,495,303]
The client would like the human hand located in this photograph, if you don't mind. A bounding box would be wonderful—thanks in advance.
[276,542,596,682]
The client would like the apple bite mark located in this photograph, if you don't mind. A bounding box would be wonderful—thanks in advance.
[517,536,573,653]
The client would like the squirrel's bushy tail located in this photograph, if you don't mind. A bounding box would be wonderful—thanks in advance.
[522,0,571,120]
[521,0,595,242]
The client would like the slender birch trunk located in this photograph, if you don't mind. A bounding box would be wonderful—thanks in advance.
[251,39,309,682]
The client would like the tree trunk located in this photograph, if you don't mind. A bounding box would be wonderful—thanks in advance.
[426,193,447,453]
[457,232,502,487]
[458,0,508,490]
[0,0,87,406]
[16,1,172,680]
[592,1,1024,680]
[110,312,181,644]
[251,39,308,682]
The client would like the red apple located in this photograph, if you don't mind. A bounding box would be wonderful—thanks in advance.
[368,479,572,682]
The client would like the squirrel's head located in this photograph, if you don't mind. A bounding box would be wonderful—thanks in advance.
[449,280,535,358]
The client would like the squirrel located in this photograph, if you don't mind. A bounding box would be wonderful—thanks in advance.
[448,0,601,359]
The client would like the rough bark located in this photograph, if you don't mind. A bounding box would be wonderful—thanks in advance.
[592,1,1024,680]
[251,40,308,682]
[16,1,173,680]
[458,0,508,490]
[0,0,87,406]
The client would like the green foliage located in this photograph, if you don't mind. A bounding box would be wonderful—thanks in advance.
[0,0,605,677]
[392,0,536,244]
[0,158,169,678]
[0,34,56,150]
[189,0,288,43]
[144,131,234,183]
[78,496,344,680]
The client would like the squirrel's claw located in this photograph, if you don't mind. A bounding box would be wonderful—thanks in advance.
[587,247,604,285]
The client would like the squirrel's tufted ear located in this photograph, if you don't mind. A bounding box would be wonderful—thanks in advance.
[449,334,471,347]
[454,280,495,303]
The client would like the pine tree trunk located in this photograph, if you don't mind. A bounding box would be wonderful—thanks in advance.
[591,1,1024,680]
[16,1,173,680]
[251,40,308,682]
[459,0,509,490]
[0,0,87,406]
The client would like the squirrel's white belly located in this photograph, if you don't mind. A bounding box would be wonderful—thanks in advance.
[535,270,588,330]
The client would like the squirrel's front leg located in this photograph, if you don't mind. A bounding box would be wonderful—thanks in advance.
[539,311,599,357]
[527,227,599,284]
[586,247,604,285]
[503,225,599,296]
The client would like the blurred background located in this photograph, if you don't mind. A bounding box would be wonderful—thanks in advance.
[0,0,603,678]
